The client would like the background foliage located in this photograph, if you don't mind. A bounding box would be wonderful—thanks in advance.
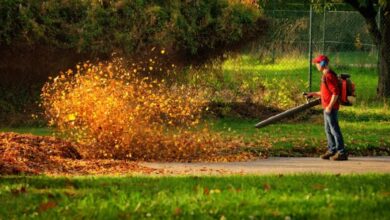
[0,0,264,55]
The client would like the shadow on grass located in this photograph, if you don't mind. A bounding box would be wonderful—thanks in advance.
[339,110,390,122]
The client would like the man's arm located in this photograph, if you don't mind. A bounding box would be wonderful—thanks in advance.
[325,94,339,113]
[307,91,321,97]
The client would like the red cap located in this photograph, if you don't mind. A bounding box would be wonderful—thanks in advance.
[313,55,329,63]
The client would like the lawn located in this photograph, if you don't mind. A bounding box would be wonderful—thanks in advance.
[0,127,52,136]
[222,52,380,104]
[3,104,389,156]
[1,175,389,219]
[209,105,390,154]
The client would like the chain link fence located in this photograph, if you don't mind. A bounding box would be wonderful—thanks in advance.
[251,2,379,100]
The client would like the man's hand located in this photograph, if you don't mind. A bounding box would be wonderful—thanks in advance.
[326,94,339,114]
[306,91,321,98]
[325,106,332,114]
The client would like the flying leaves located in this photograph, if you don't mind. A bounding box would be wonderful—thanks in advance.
[40,58,248,161]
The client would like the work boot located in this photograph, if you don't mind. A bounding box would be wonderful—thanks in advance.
[320,151,336,160]
[331,151,348,161]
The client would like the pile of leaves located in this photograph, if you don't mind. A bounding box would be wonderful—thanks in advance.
[0,132,159,175]
[0,132,259,175]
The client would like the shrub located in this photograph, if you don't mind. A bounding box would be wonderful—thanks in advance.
[261,78,306,109]
[0,0,264,56]
[186,56,305,111]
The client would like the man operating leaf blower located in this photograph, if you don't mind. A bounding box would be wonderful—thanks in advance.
[306,55,348,161]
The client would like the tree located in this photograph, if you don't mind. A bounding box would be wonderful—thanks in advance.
[342,0,390,98]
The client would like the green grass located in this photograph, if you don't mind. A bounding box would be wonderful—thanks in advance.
[209,105,390,154]
[327,51,378,66]
[0,127,52,136]
[1,175,389,219]
[222,53,379,104]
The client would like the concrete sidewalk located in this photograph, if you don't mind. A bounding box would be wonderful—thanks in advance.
[141,157,390,175]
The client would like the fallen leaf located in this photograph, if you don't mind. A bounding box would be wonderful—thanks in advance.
[380,192,390,197]
[204,187,210,195]
[174,207,181,216]
[11,186,27,196]
[38,201,57,212]
[263,183,271,192]
[312,184,326,190]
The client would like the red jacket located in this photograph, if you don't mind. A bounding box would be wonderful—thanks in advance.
[321,70,340,110]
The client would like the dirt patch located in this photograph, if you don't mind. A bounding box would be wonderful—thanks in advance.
[207,102,282,119]
[0,132,159,175]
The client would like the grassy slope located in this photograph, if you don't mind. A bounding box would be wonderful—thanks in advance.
[1,175,389,219]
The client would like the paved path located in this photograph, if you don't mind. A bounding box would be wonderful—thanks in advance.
[141,157,390,175]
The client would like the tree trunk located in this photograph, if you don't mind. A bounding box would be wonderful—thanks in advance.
[343,0,390,98]
[377,7,390,98]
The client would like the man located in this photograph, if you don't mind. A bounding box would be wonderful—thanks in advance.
[307,55,348,161]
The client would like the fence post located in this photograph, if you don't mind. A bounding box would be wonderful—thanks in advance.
[377,6,381,76]
[308,4,313,91]
[271,0,276,64]
[322,3,326,53]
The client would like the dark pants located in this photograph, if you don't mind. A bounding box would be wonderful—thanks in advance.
[324,109,345,153]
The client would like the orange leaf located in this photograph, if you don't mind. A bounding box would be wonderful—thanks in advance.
[38,201,57,212]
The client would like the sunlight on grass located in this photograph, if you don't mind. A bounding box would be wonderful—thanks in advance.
[208,103,390,151]
[1,175,389,219]
[223,55,307,73]
[222,53,379,104]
